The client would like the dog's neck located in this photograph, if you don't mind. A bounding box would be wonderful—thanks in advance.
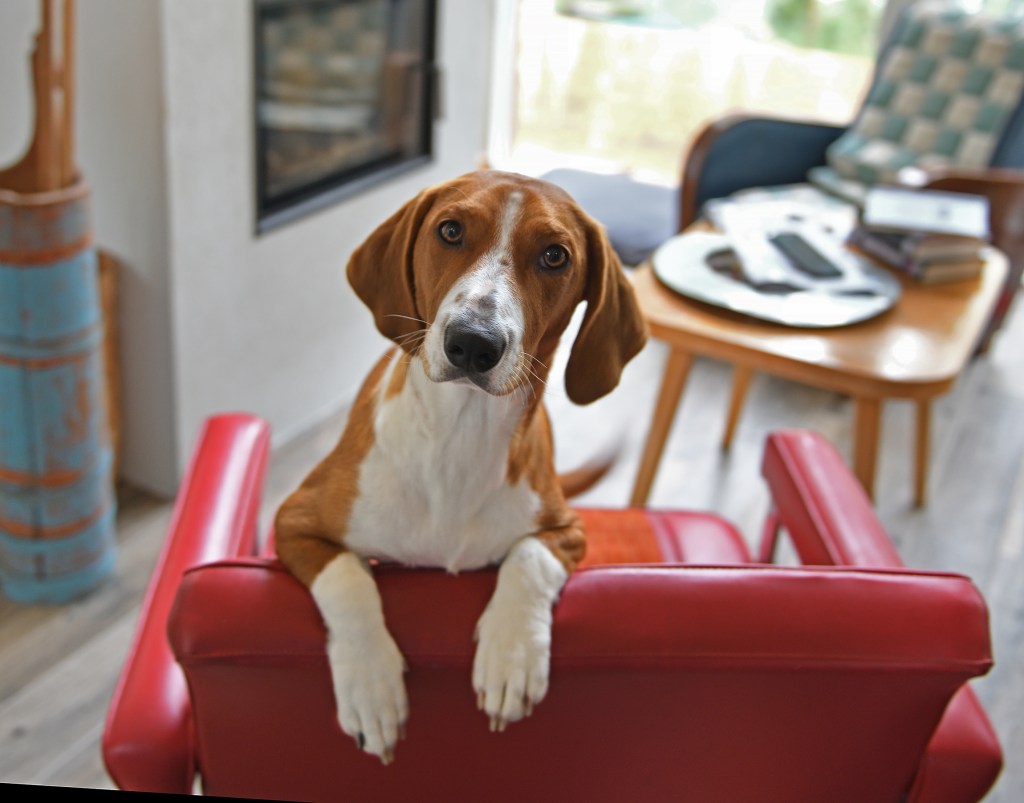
[379,352,532,459]
[407,352,528,436]
[351,350,543,571]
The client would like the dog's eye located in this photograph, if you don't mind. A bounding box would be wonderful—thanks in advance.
[437,220,464,245]
[540,245,569,271]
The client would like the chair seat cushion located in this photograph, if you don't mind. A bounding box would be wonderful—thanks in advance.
[576,507,751,568]
[542,168,678,265]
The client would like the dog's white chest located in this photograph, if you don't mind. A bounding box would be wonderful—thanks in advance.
[343,357,540,572]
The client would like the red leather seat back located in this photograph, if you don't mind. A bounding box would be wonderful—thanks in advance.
[169,559,992,803]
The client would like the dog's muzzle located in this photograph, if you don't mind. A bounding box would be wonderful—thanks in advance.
[444,320,507,376]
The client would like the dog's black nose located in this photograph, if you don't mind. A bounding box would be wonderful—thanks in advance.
[444,323,505,374]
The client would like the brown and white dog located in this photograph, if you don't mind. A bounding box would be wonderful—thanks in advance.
[275,170,647,764]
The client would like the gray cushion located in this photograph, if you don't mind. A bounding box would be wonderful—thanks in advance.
[543,168,679,266]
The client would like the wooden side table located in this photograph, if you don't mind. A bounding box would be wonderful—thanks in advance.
[629,248,1008,507]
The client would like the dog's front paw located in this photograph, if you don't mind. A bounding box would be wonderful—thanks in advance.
[472,599,553,732]
[327,628,408,764]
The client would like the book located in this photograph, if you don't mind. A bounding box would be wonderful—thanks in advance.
[896,231,988,261]
[850,227,986,263]
[861,186,991,240]
[910,259,985,284]
[848,186,991,284]
[847,227,984,284]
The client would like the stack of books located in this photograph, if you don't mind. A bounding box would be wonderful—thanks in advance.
[847,186,990,284]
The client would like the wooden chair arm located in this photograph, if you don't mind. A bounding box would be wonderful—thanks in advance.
[897,164,1024,193]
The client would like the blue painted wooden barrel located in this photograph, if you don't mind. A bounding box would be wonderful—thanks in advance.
[0,180,117,603]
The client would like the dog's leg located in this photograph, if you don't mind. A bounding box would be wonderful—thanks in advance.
[276,483,408,764]
[472,526,582,730]
[311,551,408,764]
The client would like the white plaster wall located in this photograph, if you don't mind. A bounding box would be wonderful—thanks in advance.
[0,4,36,163]
[78,2,178,496]
[0,0,178,495]
[159,0,496,482]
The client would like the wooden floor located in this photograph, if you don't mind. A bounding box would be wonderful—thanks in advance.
[2,295,1022,800]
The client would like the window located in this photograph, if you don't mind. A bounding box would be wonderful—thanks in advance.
[493,0,886,183]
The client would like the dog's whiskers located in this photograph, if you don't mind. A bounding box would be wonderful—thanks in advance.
[523,351,549,371]
[505,356,561,404]
[515,368,537,402]
[393,329,429,355]
[518,354,548,389]
[522,364,547,389]
[394,329,428,346]
[497,361,533,402]
[384,313,431,327]
[518,354,569,402]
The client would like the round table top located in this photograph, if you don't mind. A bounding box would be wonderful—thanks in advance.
[631,246,1008,397]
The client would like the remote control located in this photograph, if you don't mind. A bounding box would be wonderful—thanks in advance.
[769,232,843,279]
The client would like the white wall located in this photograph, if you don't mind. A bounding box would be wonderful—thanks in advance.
[0,4,35,161]
[78,3,179,496]
[1,0,495,496]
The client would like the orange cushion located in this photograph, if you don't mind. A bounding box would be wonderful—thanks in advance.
[577,508,665,567]
[577,508,752,568]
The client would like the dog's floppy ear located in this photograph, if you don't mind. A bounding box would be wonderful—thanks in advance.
[564,216,648,405]
[347,187,437,348]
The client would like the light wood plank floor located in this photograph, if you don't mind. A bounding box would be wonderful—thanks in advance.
[2,295,1022,800]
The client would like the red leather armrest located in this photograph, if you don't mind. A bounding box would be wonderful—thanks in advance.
[760,429,1002,802]
[102,414,271,793]
[907,689,1004,803]
[761,429,903,567]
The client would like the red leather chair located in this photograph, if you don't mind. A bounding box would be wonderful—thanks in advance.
[102,414,1001,802]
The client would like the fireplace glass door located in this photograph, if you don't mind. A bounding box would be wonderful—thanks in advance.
[255,0,437,231]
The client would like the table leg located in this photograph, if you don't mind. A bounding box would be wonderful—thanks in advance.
[630,348,694,506]
[721,365,753,451]
[853,397,882,500]
[914,399,931,508]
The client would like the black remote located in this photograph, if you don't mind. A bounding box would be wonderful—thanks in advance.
[769,232,843,278]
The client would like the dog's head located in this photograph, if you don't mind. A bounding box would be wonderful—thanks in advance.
[347,170,647,404]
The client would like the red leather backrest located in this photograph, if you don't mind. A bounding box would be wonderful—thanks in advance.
[169,560,992,803]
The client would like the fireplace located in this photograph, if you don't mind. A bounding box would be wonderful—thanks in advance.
[254,0,438,231]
